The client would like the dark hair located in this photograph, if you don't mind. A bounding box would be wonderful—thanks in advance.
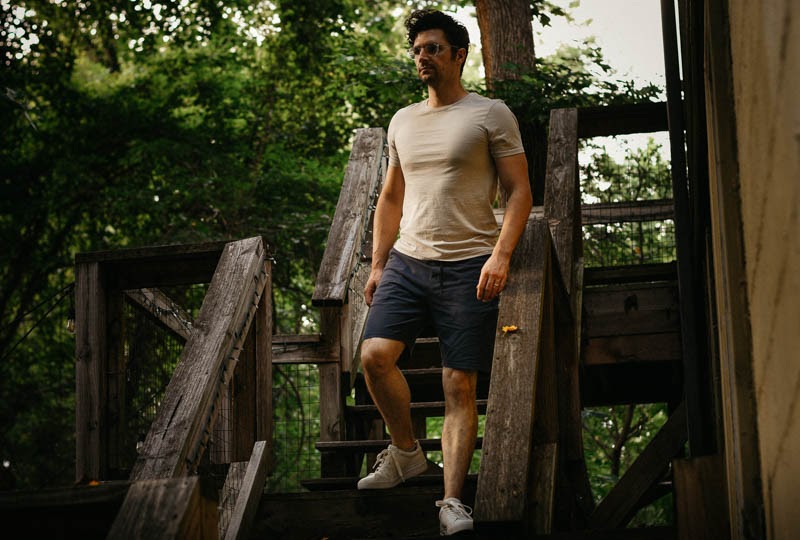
[405,9,470,73]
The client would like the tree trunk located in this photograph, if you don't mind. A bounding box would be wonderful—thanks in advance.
[475,0,546,204]
[475,0,536,89]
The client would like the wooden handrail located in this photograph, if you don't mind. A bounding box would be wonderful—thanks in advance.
[312,127,386,307]
[130,236,270,480]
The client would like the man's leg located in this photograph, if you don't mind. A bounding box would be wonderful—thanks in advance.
[361,337,416,450]
[441,367,478,500]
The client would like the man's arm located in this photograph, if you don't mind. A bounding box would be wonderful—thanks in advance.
[364,164,405,306]
[477,153,533,302]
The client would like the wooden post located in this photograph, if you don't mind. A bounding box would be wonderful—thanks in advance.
[543,107,579,295]
[318,307,346,476]
[75,261,108,483]
[312,127,386,308]
[223,441,270,540]
[673,455,730,539]
[703,0,766,537]
[130,237,269,480]
[254,272,273,471]
[475,218,550,526]
[107,476,217,539]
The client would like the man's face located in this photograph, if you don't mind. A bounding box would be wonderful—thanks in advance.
[411,29,464,86]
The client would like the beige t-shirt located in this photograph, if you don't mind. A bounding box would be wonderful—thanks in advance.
[388,92,525,261]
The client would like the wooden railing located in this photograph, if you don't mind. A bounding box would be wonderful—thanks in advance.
[75,236,273,538]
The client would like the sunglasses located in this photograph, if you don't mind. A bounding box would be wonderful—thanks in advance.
[408,42,460,59]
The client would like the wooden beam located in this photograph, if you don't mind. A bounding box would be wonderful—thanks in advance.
[130,237,268,480]
[77,241,232,290]
[254,283,273,457]
[577,102,668,138]
[107,476,217,539]
[583,333,682,366]
[704,0,765,531]
[583,263,677,286]
[313,127,385,306]
[589,401,687,529]
[475,219,550,525]
[581,199,674,225]
[223,441,270,540]
[543,108,579,294]
[124,288,194,342]
[661,0,711,458]
[674,455,730,540]
[582,283,681,338]
[75,261,107,483]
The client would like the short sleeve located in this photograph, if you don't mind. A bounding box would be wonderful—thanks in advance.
[387,112,401,168]
[486,101,525,159]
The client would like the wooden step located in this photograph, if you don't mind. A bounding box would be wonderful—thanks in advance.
[347,399,489,419]
[250,484,477,539]
[301,473,477,492]
[316,437,483,453]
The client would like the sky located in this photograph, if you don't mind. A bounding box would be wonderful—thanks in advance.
[454,0,672,162]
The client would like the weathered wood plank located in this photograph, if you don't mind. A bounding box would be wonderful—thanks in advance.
[75,261,107,483]
[318,306,348,476]
[251,484,477,539]
[577,102,668,138]
[475,218,550,524]
[583,283,681,338]
[543,108,579,294]
[254,281,273,459]
[313,127,386,306]
[589,401,687,529]
[347,262,371,380]
[704,0,765,531]
[581,199,674,225]
[673,455,730,540]
[530,443,558,534]
[218,461,247,538]
[107,476,217,539]
[271,333,336,364]
[224,441,270,540]
[106,290,126,477]
[583,333,682,365]
[124,288,194,342]
[583,263,677,286]
[131,237,268,480]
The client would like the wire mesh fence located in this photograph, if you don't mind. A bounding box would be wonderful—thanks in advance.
[582,218,676,267]
[114,283,208,477]
[265,363,321,493]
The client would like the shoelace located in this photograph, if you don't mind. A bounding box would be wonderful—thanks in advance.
[436,499,473,520]
[371,448,406,480]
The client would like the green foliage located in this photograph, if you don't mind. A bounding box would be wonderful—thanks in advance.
[582,404,674,525]
[580,139,676,268]
[494,41,663,124]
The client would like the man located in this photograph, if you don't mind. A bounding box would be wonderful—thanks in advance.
[356,9,532,536]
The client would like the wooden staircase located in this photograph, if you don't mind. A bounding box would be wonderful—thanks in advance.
[0,104,695,540]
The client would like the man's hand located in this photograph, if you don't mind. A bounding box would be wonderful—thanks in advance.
[364,267,383,306]
[476,253,510,302]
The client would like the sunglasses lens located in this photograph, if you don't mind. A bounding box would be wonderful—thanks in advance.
[409,43,442,57]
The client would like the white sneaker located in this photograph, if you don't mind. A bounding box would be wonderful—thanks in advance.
[356,442,427,489]
[436,497,473,536]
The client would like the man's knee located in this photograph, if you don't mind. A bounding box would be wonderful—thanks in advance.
[361,338,404,377]
[442,368,478,407]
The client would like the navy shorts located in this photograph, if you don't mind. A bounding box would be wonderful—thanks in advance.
[363,249,499,373]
